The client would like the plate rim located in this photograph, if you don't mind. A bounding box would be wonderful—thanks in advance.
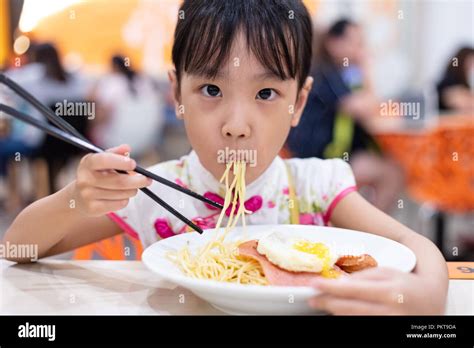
[141,224,417,296]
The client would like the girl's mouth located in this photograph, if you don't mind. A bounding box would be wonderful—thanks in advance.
[216,147,258,167]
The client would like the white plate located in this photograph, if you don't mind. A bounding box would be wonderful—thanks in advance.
[142,224,416,315]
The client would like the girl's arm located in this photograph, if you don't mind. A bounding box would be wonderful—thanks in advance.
[331,192,448,285]
[2,182,122,263]
[309,192,448,314]
[2,144,152,263]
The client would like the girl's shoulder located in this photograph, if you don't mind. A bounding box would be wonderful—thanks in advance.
[282,156,357,218]
[145,156,189,181]
[283,156,354,183]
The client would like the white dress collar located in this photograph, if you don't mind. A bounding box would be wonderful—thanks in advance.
[185,150,284,198]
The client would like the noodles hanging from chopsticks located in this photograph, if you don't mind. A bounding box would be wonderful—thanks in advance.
[169,161,268,285]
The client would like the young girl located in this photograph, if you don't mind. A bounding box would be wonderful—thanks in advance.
[4,0,448,315]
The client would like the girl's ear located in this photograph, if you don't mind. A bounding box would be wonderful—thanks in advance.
[167,69,183,119]
[290,76,313,127]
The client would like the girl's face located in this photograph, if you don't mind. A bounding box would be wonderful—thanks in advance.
[169,35,313,184]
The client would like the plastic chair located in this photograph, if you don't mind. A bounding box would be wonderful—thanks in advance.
[376,115,474,254]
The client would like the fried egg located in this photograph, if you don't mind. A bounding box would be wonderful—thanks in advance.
[256,232,339,275]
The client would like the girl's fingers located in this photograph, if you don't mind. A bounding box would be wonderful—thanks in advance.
[105,143,131,155]
[82,187,139,201]
[311,277,392,303]
[85,152,136,171]
[350,267,401,280]
[92,170,152,190]
[308,294,391,315]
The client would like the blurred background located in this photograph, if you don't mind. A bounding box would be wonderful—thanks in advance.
[0,0,472,261]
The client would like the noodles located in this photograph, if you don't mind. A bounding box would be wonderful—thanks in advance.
[168,161,268,285]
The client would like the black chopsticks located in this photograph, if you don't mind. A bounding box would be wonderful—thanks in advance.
[0,73,223,233]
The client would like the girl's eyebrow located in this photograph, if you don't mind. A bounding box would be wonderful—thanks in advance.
[188,69,283,81]
[253,71,283,81]
[188,70,226,80]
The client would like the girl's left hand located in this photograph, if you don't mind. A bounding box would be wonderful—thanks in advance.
[308,267,447,315]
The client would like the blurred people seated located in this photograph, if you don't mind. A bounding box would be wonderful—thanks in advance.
[1,42,91,211]
[286,18,404,212]
[437,46,474,114]
[32,43,92,194]
[90,55,164,160]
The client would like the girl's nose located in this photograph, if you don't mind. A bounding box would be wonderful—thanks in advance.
[221,115,251,139]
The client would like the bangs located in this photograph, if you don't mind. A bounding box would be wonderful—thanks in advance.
[172,0,312,89]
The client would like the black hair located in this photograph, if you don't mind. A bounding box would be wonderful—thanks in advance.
[33,43,68,82]
[437,45,474,110]
[112,55,137,95]
[317,17,356,64]
[172,0,313,91]
[440,46,474,86]
[327,18,355,38]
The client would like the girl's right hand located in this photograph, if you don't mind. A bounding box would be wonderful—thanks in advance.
[73,144,152,216]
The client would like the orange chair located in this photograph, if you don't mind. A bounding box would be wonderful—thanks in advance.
[376,115,474,254]
[376,116,474,213]
[73,233,143,260]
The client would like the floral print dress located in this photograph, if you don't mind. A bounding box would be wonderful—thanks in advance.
[108,150,357,248]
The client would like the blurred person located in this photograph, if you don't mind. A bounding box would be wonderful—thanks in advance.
[1,43,90,211]
[90,55,164,161]
[437,46,474,113]
[0,43,43,213]
[287,19,404,212]
[30,43,92,195]
[0,96,40,213]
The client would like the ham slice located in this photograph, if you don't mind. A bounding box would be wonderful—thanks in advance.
[335,254,378,273]
[238,240,333,286]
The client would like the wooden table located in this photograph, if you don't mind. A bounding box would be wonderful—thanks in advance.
[1,260,472,315]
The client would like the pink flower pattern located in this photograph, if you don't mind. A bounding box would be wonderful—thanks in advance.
[154,218,175,239]
[298,212,325,225]
[175,178,187,188]
[203,191,263,216]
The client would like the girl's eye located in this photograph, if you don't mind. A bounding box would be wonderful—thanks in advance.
[201,84,222,97]
[256,88,277,100]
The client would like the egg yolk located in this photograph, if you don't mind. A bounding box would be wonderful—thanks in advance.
[293,240,340,278]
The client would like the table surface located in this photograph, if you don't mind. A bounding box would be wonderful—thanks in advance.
[1,260,472,315]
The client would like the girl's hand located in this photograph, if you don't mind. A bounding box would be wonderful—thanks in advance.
[308,267,447,315]
[73,144,152,216]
